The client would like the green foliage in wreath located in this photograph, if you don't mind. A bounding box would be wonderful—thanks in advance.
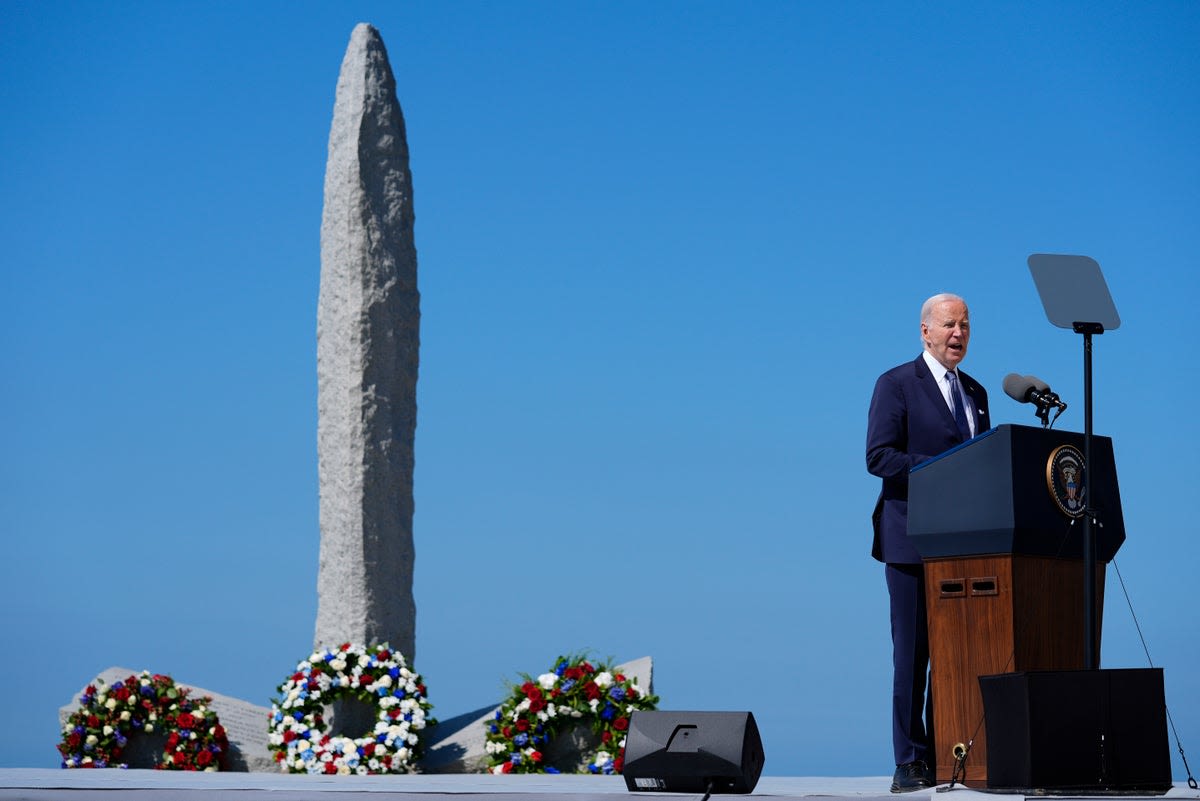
[484,654,659,774]
[268,642,434,774]
[58,671,229,770]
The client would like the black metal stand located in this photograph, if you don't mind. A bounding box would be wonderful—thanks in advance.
[1073,321,1104,669]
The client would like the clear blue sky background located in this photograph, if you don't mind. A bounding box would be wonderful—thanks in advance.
[2,0,1198,778]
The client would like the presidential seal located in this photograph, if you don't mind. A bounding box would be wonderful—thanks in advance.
[1046,444,1086,518]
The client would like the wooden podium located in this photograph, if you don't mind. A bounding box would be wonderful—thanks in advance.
[908,424,1125,785]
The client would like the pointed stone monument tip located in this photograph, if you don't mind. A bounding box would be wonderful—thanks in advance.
[315,22,420,663]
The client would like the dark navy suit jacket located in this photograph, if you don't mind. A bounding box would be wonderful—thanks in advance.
[866,354,989,564]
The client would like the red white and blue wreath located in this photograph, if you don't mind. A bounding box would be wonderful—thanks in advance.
[484,655,659,774]
[58,671,229,770]
[269,642,434,774]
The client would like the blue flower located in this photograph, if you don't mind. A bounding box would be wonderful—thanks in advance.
[546,766,561,774]
[600,704,616,720]
[561,679,576,692]
[514,733,529,747]
[510,753,522,765]
[490,724,499,734]
[292,711,304,722]
[555,661,567,676]
[390,667,401,679]
[494,710,503,720]
[609,687,626,701]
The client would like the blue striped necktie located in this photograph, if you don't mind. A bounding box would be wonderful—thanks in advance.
[946,371,971,440]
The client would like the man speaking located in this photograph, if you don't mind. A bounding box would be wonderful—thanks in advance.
[866,293,989,792]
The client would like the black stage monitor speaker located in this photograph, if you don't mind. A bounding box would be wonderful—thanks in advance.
[622,710,764,794]
[980,668,1172,793]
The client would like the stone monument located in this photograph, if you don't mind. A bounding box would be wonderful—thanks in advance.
[314,22,419,662]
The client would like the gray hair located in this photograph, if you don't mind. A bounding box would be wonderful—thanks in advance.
[920,292,966,325]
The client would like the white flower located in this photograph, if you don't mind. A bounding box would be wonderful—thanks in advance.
[330,658,347,672]
[119,711,131,722]
[593,750,612,767]
[516,698,531,713]
[104,698,117,710]
[377,674,393,688]
[594,671,613,689]
[358,654,372,668]
[85,735,98,746]
[537,672,558,690]
[588,698,600,711]
[101,726,113,736]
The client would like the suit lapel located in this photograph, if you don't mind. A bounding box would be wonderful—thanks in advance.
[913,356,958,433]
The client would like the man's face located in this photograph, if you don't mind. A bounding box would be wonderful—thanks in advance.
[922,299,970,370]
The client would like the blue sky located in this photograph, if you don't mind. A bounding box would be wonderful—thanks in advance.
[2,0,1198,778]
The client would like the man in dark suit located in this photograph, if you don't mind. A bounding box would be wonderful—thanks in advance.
[866,293,989,792]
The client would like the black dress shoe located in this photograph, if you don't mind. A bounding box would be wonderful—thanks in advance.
[891,760,933,793]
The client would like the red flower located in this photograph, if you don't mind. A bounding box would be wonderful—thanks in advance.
[177,713,196,730]
[530,750,543,763]
[601,731,612,743]
[584,682,601,700]
[363,742,376,756]
[196,750,213,767]
[359,673,374,685]
[173,752,186,766]
[378,649,391,660]
[614,716,629,731]
[564,667,583,680]
[87,715,99,728]
[502,726,512,738]
[614,756,625,772]
[515,719,530,732]
[627,687,639,699]
[213,725,227,741]
[550,688,561,698]
[324,762,337,774]
[340,643,352,651]
[500,761,513,773]
[614,674,626,682]
[282,730,298,743]
[529,698,546,713]
[167,732,181,749]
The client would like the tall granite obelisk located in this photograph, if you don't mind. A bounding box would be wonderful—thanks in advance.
[315,23,418,662]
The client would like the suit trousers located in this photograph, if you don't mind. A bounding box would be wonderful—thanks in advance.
[885,562,933,767]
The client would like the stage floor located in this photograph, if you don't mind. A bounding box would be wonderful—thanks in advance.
[1,771,1198,801]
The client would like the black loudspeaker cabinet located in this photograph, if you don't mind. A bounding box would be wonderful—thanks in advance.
[979,668,1172,792]
[622,710,764,794]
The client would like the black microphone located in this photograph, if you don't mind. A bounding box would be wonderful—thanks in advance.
[1002,373,1067,410]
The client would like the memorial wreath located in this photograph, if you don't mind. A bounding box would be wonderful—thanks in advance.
[484,654,659,775]
[269,642,433,774]
[58,671,229,770]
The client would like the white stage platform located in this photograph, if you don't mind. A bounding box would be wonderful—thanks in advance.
[1,771,1198,801]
